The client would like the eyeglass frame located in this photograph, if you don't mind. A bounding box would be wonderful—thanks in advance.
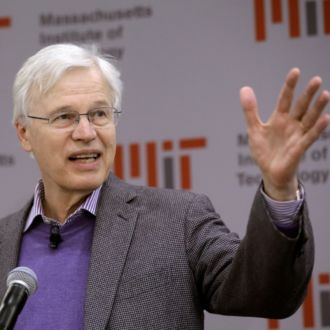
[26,106,122,129]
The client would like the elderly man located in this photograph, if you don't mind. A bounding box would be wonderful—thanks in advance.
[0,44,329,329]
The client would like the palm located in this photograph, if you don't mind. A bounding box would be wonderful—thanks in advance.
[249,110,306,187]
[240,68,329,199]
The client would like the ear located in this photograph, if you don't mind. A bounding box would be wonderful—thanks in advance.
[15,120,33,152]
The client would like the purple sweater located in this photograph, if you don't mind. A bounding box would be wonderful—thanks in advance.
[16,212,95,330]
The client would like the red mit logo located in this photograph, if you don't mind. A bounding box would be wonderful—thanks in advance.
[0,17,11,29]
[114,137,207,190]
[254,0,330,41]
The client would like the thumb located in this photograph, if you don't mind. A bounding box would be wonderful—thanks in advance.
[240,86,261,129]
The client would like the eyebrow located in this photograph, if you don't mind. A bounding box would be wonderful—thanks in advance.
[49,106,73,116]
[92,100,112,108]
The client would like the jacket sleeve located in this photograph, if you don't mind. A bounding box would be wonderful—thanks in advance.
[184,189,314,318]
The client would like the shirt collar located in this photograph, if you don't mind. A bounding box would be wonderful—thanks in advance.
[24,180,102,232]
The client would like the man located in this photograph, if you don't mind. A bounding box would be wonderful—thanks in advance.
[0,43,329,329]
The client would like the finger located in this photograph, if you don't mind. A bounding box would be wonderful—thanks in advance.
[240,86,262,129]
[291,76,322,120]
[301,113,330,150]
[276,68,300,113]
[301,90,330,132]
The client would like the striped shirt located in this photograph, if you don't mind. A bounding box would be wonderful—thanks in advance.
[261,185,304,236]
[24,180,101,232]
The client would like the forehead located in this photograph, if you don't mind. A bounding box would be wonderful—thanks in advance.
[30,67,113,110]
[54,67,108,90]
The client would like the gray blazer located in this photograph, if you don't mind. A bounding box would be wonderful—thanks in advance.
[0,174,314,330]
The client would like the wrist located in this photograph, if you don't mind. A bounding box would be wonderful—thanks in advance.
[262,178,299,201]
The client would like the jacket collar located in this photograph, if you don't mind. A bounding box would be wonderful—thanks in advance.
[84,173,140,329]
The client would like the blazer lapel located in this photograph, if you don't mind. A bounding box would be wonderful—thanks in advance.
[84,176,139,330]
[0,203,31,298]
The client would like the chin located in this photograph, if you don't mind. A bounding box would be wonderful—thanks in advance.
[69,175,106,192]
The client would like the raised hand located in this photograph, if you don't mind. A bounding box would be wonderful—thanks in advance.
[240,68,330,200]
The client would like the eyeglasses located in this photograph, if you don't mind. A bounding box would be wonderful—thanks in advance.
[27,107,121,129]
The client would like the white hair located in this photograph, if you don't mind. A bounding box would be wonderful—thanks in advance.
[12,43,123,124]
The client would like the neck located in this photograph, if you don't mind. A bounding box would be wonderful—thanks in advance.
[42,187,92,224]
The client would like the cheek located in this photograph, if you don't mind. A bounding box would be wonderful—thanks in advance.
[31,135,64,163]
[34,144,57,167]
[27,133,44,157]
[103,129,116,148]
[103,131,116,163]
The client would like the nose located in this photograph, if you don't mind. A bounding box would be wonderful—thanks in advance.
[71,115,97,142]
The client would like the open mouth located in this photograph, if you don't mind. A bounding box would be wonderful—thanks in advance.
[68,153,101,162]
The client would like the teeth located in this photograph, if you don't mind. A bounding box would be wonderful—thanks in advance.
[70,153,99,160]
[74,153,98,159]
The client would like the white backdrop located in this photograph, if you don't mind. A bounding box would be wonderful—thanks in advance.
[0,1,329,329]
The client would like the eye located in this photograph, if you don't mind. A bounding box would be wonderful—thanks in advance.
[91,109,108,118]
[50,112,76,125]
